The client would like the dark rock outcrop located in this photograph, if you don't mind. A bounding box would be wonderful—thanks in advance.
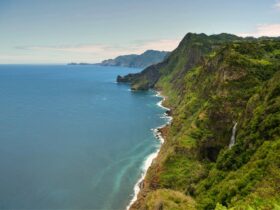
[117,60,167,90]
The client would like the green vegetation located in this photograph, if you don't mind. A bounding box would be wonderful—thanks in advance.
[145,189,196,210]
[121,33,280,210]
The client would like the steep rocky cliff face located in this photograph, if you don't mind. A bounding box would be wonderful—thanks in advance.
[118,33,280,209]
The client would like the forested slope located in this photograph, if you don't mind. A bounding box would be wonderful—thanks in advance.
[118,33,280,210]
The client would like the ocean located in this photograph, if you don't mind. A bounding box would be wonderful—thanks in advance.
[0,65,168,210]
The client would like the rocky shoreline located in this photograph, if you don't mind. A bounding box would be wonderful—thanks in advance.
[128,91,172,210]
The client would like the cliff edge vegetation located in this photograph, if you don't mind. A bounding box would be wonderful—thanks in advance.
[118,33,280,210]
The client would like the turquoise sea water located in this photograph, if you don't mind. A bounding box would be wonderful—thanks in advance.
[0,65,167,210]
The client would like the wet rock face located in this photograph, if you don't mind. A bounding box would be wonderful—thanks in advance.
[116,75,125,82]
[165,110,172,116]
[204,146,221,162]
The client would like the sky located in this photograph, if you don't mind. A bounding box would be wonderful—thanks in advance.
[0,0,280,64]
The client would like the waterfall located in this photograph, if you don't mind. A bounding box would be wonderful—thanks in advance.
[229,122,238,149]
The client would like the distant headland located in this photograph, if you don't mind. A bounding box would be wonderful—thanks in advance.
[68,50,169,68]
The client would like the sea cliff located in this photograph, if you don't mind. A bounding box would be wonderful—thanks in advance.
[118,33,280,209]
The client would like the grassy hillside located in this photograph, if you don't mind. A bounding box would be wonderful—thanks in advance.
[118,33,280,210]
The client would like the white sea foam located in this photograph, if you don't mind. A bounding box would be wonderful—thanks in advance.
[126,147,160,210]
[126,91,172,210]
[156,97,170,111]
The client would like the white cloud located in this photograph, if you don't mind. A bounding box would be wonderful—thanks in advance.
[18,44,111,54]
[19,39,180,55]
[238,24,280,37]
[132,39,180,52]
[274,0,280,10]
[14,38,180,63]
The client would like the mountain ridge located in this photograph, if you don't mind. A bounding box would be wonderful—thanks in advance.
[99,50,169,68]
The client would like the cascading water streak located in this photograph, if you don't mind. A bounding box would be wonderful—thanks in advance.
[229,122,238,149]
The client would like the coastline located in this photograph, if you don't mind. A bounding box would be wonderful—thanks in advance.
[126,90,172,210]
